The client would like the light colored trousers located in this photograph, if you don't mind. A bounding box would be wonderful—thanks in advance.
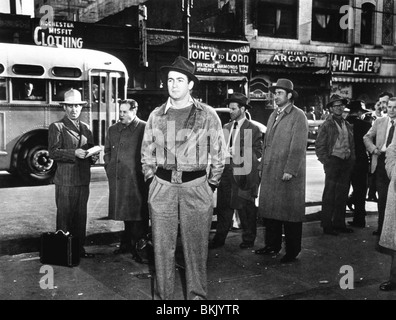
[148,175,214,300]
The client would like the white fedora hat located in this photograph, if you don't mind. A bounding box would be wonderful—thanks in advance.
[61,89,87,105]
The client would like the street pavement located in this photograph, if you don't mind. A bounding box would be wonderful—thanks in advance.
[1,160,396,303]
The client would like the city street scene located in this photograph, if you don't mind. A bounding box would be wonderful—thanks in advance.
[1,0,396,306]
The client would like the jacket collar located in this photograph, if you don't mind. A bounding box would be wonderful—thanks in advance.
[116,116,140,132]
[160,97,203,115]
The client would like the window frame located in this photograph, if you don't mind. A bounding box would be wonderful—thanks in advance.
[255,0,299,39]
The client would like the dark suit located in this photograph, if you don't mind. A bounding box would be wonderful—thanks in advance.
[346,115,371,225]
[48,116,95,254]
[214,118,263,245]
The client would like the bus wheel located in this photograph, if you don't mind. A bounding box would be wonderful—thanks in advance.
[17,143,56,184]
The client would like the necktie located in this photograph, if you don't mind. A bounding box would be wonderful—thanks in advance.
[276,109,282,121]
[230,121,238,148]
[386,120,395,147]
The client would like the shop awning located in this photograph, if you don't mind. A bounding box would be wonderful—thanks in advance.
[196,75,248,82]
[332,75,396,83]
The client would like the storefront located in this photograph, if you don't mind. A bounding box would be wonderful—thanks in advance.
[188,38,250,109]
[330,53,396,109]
[253,49,331,120]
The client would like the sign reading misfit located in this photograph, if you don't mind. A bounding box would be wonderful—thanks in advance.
[33,20,84,48]
[189,40,249,76]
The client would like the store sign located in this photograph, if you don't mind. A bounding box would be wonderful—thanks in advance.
[331,54,381,73]
[256,50,329,68]
[33,20,83,48]
[189,40,249,76]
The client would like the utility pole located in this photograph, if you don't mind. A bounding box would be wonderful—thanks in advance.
[182,0,193,58]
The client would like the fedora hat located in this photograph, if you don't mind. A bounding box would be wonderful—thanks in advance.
[61,89,87,105]
[225,92,252,109]
[326,94,348,109]
[160,56,199,84]
[269,78,298,100]
[348,100,369,113]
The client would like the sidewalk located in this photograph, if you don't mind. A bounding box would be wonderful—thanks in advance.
[1,212,395,300]
[1,166,394,301]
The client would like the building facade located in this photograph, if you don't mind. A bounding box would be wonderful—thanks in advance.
[4,0,396,122]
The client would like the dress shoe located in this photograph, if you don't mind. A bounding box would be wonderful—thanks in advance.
[373,230,381,236]
[347,221,365,228]
[379,281,396,291]
[323,228,338,236]
[239,242,254,249]
[366,196,378,202]
[254,246,280,255]
[334,227,354,233]
[346,199,354,212]
[208,241,224,249]
[280,255,297,264]
[80,252,95,258]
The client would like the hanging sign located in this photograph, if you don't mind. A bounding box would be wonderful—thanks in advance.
[189,40,250,77]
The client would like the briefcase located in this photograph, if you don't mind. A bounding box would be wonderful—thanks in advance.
[40,230,80,267]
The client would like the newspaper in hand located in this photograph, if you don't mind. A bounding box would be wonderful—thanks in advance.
[85,145,102,158]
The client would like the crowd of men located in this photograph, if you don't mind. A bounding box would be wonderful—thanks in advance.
[47,55,396,300]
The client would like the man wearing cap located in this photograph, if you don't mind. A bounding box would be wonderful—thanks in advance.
[315,94,355,236]
[141,56,226,300]
[48,89,99,258]
[209,93,263,250]
[345,100,371,228]
[256,78,308,264]
[364,96,396,236]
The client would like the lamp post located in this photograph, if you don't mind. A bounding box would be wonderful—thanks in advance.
[182,0,193,58]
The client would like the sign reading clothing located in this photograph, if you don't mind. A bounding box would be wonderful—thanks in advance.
[189,40,249,77]
[34,21,83,48]
[331,54,381,73]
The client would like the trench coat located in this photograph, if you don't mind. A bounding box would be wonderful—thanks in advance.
[258,104,308,222]
[380,139,396,251]
[104,118,148,221]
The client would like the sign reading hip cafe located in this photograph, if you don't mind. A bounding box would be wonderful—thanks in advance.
[189,40,249,77]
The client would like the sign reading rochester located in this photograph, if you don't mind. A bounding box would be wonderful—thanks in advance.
[189,40,249,76]
[34,21,83,48]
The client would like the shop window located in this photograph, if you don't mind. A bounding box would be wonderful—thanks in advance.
[51,80,84,102]
[312,0,348,43]
[254,0,298,39]
[361,2,375,45]
[12,79,46,101]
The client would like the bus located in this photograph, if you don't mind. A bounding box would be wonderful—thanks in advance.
[0,43,128,184]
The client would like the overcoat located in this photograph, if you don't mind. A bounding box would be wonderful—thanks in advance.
[380,138,396,251]
[258,104,308,222]
[104,117,148,221]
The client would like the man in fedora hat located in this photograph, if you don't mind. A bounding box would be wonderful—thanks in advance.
[141,56,226,300]
[364,96,396,237]
[48,89,99,258]
[209,92,263,250]
[256,78,308,264]
[345,100,371,228]
[315,94,355,236]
